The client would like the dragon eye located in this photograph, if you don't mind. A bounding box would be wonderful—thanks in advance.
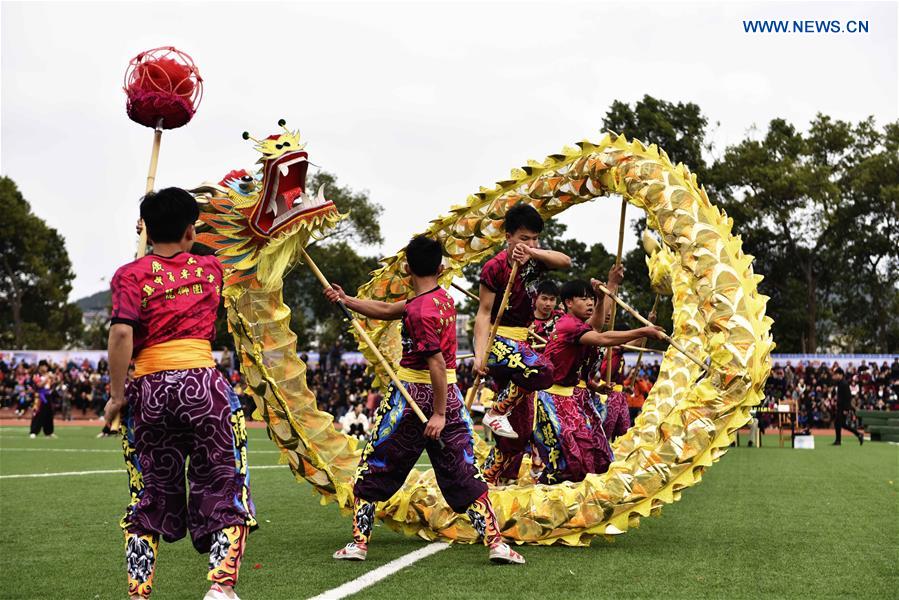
[241,175,253,182]
[275,143,283,150]
[282,141,291,147]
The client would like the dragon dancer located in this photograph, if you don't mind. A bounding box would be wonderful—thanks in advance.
[530,279,564,343]
[474,205,570,483]
[104,188,256,600]
[326,236,524,564]
[534,277,664,482]
[490,279,562,483]
[594,347,632,444]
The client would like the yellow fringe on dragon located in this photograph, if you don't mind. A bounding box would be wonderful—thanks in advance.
[195,123,774,547]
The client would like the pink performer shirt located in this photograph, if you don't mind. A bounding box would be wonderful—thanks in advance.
[479,250,545,328]
[531,309,564,346]
[110,252,223,356]
[399,286,458,370]
[543,313,593,387]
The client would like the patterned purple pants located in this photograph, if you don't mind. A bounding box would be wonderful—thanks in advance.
[603,390,631,444]
[121,367,257,553]
[354,381,487,513]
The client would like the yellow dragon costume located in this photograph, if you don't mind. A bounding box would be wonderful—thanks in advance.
[193,123,773,546]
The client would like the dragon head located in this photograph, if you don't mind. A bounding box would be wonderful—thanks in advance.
[195,120,344,289]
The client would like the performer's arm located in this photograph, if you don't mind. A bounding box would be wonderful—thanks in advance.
[580,326,664,348]
[423,352,447,440]
[324,284,406,320]
[511,245,571,270]
[472,284,496,375]
[629,307,658,347]
[590,264,625,331]
[104,323,133,427]
[587,286,608,333]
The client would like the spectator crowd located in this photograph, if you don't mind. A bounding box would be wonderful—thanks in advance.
[3,352,896,435]
[763,358,899,430]
[0,356,112,421]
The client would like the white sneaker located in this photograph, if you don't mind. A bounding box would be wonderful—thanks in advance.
[333,542,367,561]
[202,583,240,600]
[489,542,525,564]
[483,410,518,439]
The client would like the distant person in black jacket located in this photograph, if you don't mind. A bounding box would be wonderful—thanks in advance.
[833,369,863,446]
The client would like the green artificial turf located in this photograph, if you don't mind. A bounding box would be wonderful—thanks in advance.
[0,426,896,599]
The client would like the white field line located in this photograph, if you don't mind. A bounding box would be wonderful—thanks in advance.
[0,468,126,479]
[307,543,450,600]
[0,463,432,479]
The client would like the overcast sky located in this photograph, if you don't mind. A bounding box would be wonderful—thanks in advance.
[2,0,896,301]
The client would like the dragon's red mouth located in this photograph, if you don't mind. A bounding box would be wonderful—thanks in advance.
[252,150,334,235]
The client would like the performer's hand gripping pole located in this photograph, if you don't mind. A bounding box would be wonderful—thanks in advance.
[596,283,710,374]
[299,248,444,448]
[136,118,164,258]
[464,261,519,410]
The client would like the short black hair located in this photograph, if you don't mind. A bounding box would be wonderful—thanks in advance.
[536,279,559,298]
[504,204,544,235]
[139,187,199,244]
[406,235,443,276]
[559,279,594,303]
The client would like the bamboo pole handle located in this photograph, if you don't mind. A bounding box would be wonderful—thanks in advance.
[136,118,164,259]
[620,343,664,354]
[605,196,628,383]
[596,283,710,374]
[465,261,519,409]
[299,248,442,446]
[451,281,480,303]
[528,330,548,345]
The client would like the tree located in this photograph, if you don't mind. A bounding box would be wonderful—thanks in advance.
[0,176,84,348]
[707,115,899,352]
[814,118,899,352]
[603,94,712,181]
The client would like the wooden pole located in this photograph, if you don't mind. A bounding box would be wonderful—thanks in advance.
[605,196,628,383]
[528,330,548,345]
[451,281,480,303]
[464,261,519,409]
[136,118,164,259]
[299,248,442,446]
[620,343,664,354]
[596,283,710,374]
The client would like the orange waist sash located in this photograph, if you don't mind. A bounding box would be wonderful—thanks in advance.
[133,339,215,378]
